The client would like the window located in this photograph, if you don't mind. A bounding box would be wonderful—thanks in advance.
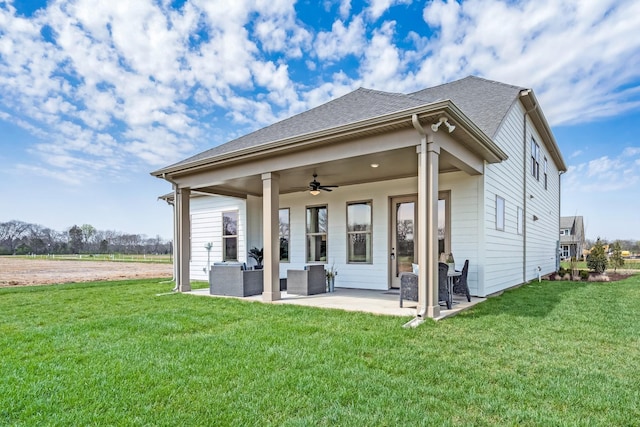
[279,208,290,262]
[347,201,372,263]
[560,245,570,259]
[531,138,540,180]
[496,196,505,231]
[560,228,570,236]
[222,211,238,261]
[543,157,548,190]
[517,207,523,235]
[306,205,327,262]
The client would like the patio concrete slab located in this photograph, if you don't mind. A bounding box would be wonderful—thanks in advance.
[187,287,485,320]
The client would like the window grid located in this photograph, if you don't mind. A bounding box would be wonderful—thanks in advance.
[347,201,372,264]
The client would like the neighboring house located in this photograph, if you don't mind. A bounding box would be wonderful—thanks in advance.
[152,76,567,319]
[560,216,586,260]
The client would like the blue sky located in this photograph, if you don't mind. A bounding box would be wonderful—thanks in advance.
[1,0,639,241]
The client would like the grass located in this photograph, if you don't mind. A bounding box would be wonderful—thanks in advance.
[1,276,639,425]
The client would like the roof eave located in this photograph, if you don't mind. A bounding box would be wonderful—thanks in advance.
[520,90,567,172]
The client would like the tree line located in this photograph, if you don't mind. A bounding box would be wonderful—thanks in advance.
[0,220,171,255]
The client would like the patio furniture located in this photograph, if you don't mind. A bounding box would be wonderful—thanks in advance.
[453,259,471,302]
[398,264,451,309]
[287,265,326,295]
[399,272,418,308]
[209,263,263,297]
[439,262,451,309]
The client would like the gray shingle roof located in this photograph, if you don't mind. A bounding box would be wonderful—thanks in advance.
[408,76,524,138]
[163,75,525,170]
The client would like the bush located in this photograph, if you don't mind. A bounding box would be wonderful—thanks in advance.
[580,270,590,281]
[587,238,608,274]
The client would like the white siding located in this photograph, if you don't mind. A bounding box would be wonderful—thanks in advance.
[189,195,246,281]
[481,101,561,296]
[278,178,417,290]
[440,171,482,295]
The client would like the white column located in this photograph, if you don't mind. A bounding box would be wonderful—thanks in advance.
[176,187,191,292]
[426,138,440,318]
[417,136,440,318]
[262,173,281,301]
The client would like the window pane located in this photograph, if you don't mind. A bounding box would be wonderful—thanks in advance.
[306,235,327,262]
[279,208,290,262]
[223,211,238,236]
[347,202,371,232]
[348,233,371,263]
[496,196,505,231]
[306,206,327,233]
[223,237,237,261]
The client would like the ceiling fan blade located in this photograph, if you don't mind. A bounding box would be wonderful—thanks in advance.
[321,188,333,192]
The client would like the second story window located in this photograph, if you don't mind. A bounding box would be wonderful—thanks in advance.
[531,138,540,180]
[544,157,548,190]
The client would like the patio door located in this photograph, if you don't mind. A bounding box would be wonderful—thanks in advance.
[390,196,417,288]
[389,192,450,288]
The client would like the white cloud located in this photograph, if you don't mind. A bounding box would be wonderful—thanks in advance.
[415,0,640,126]
[367,0,411,21]
[563,149,640,193]
[314,16,366,61]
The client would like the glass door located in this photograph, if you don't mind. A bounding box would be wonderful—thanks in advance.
[390,196,417,288]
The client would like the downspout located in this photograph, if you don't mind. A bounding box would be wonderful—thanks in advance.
[521,89,537,283]
[162,173,180,292]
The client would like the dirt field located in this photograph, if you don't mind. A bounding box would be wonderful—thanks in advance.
[0,257,173,287]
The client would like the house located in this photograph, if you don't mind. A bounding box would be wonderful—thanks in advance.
[152,76,567,319]
[560,216,586,261]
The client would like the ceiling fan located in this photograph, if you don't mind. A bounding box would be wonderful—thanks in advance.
[308,173,338,195]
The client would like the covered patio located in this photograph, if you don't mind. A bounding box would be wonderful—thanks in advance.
[186,287,486,321]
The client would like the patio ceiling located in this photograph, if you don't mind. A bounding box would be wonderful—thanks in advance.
[191,146,462,198]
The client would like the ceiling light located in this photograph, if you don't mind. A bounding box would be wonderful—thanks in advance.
[310,190,320,196]
[370,163,379,168]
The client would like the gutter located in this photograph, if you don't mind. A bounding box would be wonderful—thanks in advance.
[162,173,179,291]
[521,89,537,284]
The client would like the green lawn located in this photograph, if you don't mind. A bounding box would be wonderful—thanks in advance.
[1,276,639,426]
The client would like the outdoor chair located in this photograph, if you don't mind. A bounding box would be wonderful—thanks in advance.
[209,263,263,297]
[438,262,451,309]
[398,264,451,309]
[453,259,471,302]
[287,265,326,295]
[399,272,418,308]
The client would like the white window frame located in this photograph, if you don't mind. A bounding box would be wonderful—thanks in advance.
[531,138,540,180]
[346,200,373,264]
[496,196,505,231]
[517,207,523,235]
[222,210,238,261]
[306,205,328,263]
[279,208,290,262]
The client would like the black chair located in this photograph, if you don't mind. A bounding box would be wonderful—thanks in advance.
[453,259,471,302]
[438,262,451,309]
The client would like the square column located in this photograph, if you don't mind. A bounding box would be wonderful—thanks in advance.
[176,187,191,292]
[417,137,440,318]
[262,173,281,301]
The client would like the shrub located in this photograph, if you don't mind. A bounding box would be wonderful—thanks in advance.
[610,241,625,272]
[580,270,590,281]
[587,238,608,274]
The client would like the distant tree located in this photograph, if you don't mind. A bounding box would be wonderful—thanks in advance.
[610,241,625,272]
[68,225,84,253]
[0,220,31,254]
[587,238,608,274]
